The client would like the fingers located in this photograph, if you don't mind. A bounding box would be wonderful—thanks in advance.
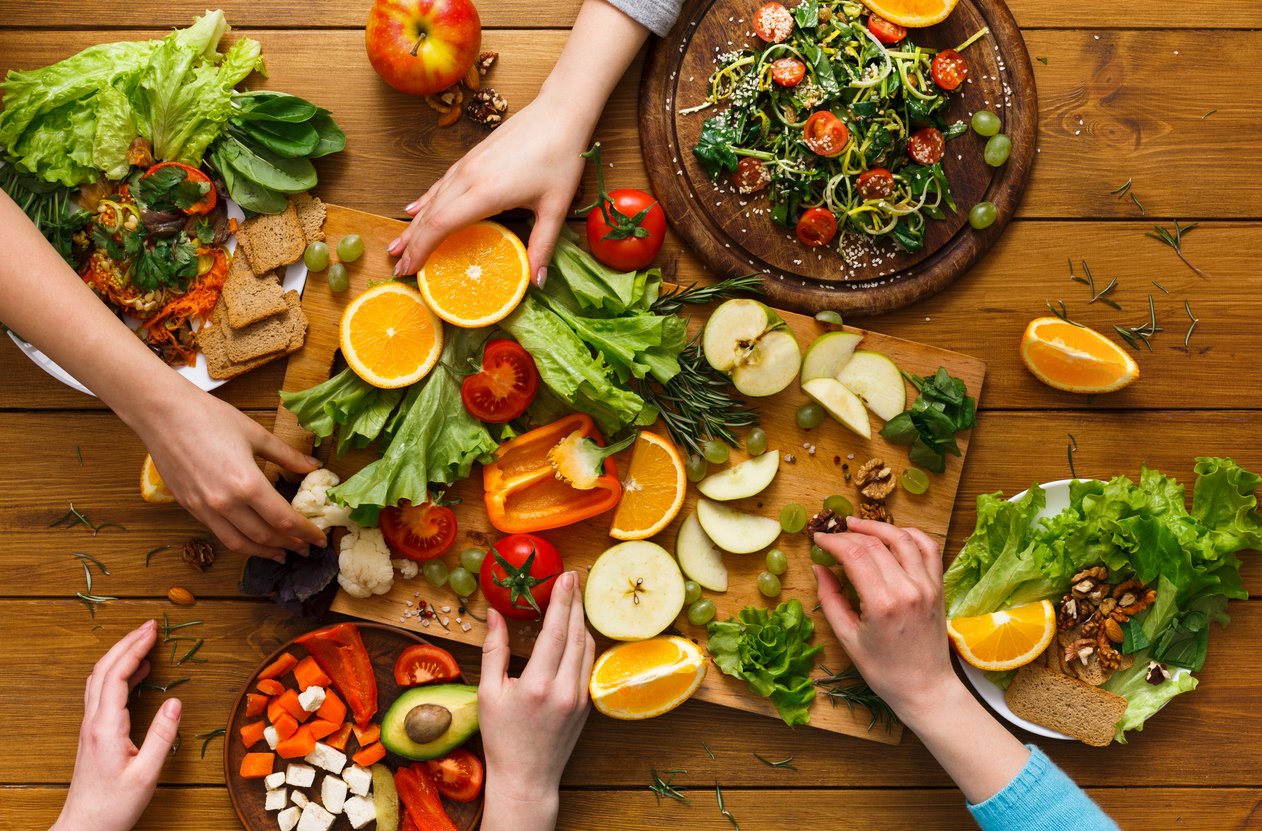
[225,504,311,553]
[85,621,157,717]
[248,483,327,549]
[903,527,944,582]
[525,199,569,287]
[843,518,931,587]
[253,430,320,478]
[813,564,859,643]
[812,530,895,608]
[127,659,152,691]
[521,572,576,684]
[556,573,591,693]
[395,187,484,277]
[96,622,159,723]
[135,698,183,782]
[479,608,511,693]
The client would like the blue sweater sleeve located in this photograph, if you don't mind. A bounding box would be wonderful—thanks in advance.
[968,746,1119,831]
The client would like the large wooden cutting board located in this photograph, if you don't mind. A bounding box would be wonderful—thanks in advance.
[639,0,1038,316]
[272,204,986,745]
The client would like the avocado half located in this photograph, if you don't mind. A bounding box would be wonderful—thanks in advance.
[381,684,479,761]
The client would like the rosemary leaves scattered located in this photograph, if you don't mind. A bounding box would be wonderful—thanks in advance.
[72,551,110,575]
[1109,178,1132,197]
[639,334,759,456]
[1069,260,1120,310]
[134,677,190,698]
[1113,294,1163,352]
[1130,192,1145,214]
[1067,433,1079,479]
[171,731,182,755]
[1045,299,1083,328]
[1036,56,1049,65]
[196,728,226,759]
[715,784,740,830]
[1183,300,1199,347]
[702,742,715,760]
[145,545,173,567]
[752,753,797,770]
[75,446,84,467]
[649,769,688,804]
[49,503,125,536]
[77,592,118,617]
[1147,221,1209,279]
[649,274,763,316]
[814,665,898,732]
[1151,280,1169,294]
[1201,109,1216,120]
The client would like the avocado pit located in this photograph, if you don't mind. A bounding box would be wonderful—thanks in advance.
[404,703,452,744]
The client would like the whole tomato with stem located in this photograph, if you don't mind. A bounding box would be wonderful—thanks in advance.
[581,143,666,271]
[480,533,563,620]
[365,0,481,96]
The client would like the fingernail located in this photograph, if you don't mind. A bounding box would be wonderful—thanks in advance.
[404,201,418,213]
[305,455,321,467]
[535,267,548,288]
[161,698,182,718]
[487,608,500,628]
[295,545,311,557]
[387,236,402,252]
[144,619,157,631]
[393,260,403,276]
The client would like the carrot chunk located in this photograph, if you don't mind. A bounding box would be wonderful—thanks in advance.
[238,720,267,749]
[308,719,339,741]
[273,712,299,741]
[325,722,353,751]
[275,725,316,759]
[240,752,274,779]
[351,742,386,767]
[244,693,269,718]
[352,723,381,746]
[315,688,347,724]
[276,689,313,723]
[258,652,299,681]
[256,678,285,696]
[294,656,332,690]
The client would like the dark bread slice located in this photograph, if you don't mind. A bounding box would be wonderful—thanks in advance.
[236,202,305,276]
[222,255,289,329]
[292,192,326,243]
[217,292,307,363]
[197,320,277,381]
[1005,664,1128,747]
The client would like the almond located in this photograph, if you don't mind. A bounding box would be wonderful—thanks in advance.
[167,586,196,606]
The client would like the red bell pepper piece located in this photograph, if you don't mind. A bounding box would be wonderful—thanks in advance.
[295,623,378,728]
[395,765,458,831]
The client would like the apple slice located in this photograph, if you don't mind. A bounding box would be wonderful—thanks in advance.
[702,299,801,397]
[584,541,686,641]
[800,331,863,385]
[802,377,871,439]
[697,450,780,501]
[837,350,906,421]
[675,512,727,591]
[696,498,780,554]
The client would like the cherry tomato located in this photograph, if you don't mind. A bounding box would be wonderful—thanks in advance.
[379,501,458,562]
[795,207,838,247]
[770,57,806,87]
[461,339,539,423]
[423,749,485,803]
[480,533,563,620]
[907,127,946,165]
[866,14,907,45]
[585,188,666,271]
[856,168,896,200]
[931,48,969,91]
[803,111,850,158]
[141,161,217,215]
[393,644,462,687]
[731,157,771,194]
[753,2,795,43]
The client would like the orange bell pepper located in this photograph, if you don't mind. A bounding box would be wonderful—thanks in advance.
[482,413,626,533]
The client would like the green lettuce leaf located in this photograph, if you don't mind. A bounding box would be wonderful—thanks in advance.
[1101,660,1197,742]
[545,229,660,315]
[279,366,403,459]
[943,485,1045,617]
[534,291,686,385]
[90,86,137,180]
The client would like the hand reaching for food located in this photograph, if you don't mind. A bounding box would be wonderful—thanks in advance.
[51,621,182,831]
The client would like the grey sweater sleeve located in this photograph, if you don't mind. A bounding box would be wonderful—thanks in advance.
[605,0,684,37]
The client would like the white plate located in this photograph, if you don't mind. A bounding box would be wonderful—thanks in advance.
[7,199,307,397]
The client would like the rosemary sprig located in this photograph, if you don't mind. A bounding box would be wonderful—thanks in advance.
[1151,280,1169,294]
[72,552,110,575]
[1130,192,1145,214]
[1070,260,1120,310]
[77,592,118,618]
[134,677,190,698]
[49,503,125,536]
[1201,109,1216,119]
[171,731,181,755]
[1183,300,1199,347]
[715,784,740,830]
[175,639,207,666]
[75,446,84,467]
[196,728,226,759]
[814,665,898,732]
[161,614,204,642]
[649,769,687,804]
[702,742,715,760]
[1067,433,1079,479]
[1109,178,1132,197]
[752,753,797,770]
[639,334,759,456]
[145,545,172,567]
[1036,56,1049,65]
[1113,293,1163,351]
[1147,221,1209,279]
[649,274,763,316]
[1045,300,1083,328]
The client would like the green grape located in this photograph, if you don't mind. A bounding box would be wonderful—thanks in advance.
[687,598,717,626]
[757,571,782,598]
[422,560,448,587]
[796,403,825,429]
[685,454,709,482]
[779,502,807,533]
[337,234,365,263]
[448,567,477,597]
[327,263,349,293]
[810,544,834,565]
[765,548,788,575]
[684,580,702,605]
[815,310,843,325]
[984,134,1012,167]
[458,547,486,573]
[303,241,330,272]
[745,428,768,456]
[901,467,931,495]
[969,201,998,230]
[971,110,1001,137]
[823,494,853,516]
[702,440,730,465]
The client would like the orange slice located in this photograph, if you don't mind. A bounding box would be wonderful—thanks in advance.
[609,431,686,541]
[140,453,176,504]
[417,221,530,328]
[339,282,443,388]
[1020,317,1139,394]
[590,636,707,720]
[860,0,959,27]
[947,599,1057,671]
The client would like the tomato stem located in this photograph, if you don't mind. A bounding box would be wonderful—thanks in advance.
[577,142,659,243]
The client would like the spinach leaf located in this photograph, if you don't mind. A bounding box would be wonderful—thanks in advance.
[217,135,317,193]
[863,123,893,165]
[309,109,348,158]
[880,366,976,473]
[943,120,968,140]
[890,217,923,252]
[693,114,741,180]
[793,0,819,28]
[234,91,318,123]
[801,41,839,98]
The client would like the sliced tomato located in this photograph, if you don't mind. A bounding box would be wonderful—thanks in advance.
[423,749,485,803]
[753,2,794,43]
[907,127,946,165]
[931,49,969,91]
[394,644,462,687]
[770,57,806,87]
[803,111,850,158]
[731,157,771,194]
[379,501,457,562]
[795,207,838,247]
[856,168,896,200]
[867,14,906,45]
[460,339,539,424]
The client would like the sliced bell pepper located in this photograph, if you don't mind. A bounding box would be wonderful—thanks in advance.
[395,765,458,831]
[483,413,624,533]
[295,623,378,728]
[325,722,353,751]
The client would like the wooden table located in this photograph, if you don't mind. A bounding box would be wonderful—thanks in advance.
[1,2,1260,828]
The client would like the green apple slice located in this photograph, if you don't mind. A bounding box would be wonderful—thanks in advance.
[697,450,780,501]
[837,350,906,421]
[702,299,801,397]
[675,512,727,591]
[696,497,780,554]
[802,377,872,439]
[800,331,863,385]
[584,541,686,641]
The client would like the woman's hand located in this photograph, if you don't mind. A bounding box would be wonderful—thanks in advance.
[52,621,182,831]
[477,571,594,830]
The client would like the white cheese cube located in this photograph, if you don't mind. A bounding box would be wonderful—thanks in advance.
[296,802,336,831]
[264,771,287,790]
[277,806,301,831]
[297,685,326,712]
[343,795,376,830]
[265,787,288,812]
[285,763,316,789]
[291,791,309,809]
[342,764,372,797]
[321,775,348,814]
[303,741,347,775]
[264,725,281,750]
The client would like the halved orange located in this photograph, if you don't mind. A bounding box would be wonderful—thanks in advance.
[861,0,960,27]
[947,599,1056,671]
[140,453,176,504]
[339,282,443,388]
[609,431,686,541]
[590,636,707,720]
[417,221,530,328]
[1020,317,1139,394]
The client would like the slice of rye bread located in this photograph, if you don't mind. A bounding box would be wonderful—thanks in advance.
[292,192,326,243]
[236,202,305,276]
[221,255,290,329]
[216,291,307,364]
[1005,664,1128,747]
[197,321,280,381]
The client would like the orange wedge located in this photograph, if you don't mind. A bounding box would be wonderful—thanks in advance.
[947,599,1057,671]
[417,221,530,328]
[590,636,707,720]
[140,453,176,504]
[609,431,686,541]
[860,0,959,27]
[340,282,443,388]
[1020,317,1139,394]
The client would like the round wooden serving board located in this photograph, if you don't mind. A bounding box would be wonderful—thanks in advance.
[225,623,483,831]
[639,0,1038,316]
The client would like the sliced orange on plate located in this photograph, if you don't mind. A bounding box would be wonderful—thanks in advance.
[1020,317,1139,394]
[140,453,177,504]
[418,221,530,328]
[609,431,686,541]
[589,636,707,720]
[860,0,960,27]
[947,599,1056,671]
[340,282,444,388]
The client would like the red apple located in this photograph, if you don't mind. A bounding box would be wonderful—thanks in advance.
[365,0,482,96]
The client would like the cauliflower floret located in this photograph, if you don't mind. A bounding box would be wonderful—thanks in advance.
[291,469,353,531]
[337,526,393,598]
[392,558,419,580]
